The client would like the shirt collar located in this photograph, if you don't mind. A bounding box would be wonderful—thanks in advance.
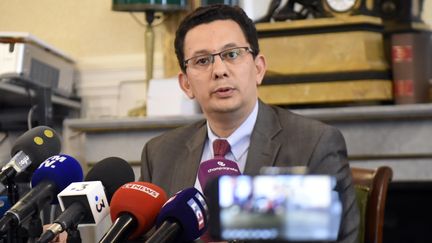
[207,100,259,160]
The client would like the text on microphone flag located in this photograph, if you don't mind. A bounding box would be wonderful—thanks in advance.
[39,155,67,169]
[95,195,106,213]
[195,192,208,213]
[123,183,160,198]
[10,152,30,170]
[187,198,205,230]
[69,183,91,192]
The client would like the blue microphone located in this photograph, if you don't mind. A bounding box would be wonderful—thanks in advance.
[0,154,83,234]
[0,196,11,217]
[145,188,209,243]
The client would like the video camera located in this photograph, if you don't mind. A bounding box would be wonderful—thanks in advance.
[206,167,342,242]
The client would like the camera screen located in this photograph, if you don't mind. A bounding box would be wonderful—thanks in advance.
[217,175,341,241]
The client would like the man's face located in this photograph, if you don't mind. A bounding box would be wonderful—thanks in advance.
[178,20,266,119]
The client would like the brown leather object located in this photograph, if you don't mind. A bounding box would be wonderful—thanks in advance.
[351,166,393,243]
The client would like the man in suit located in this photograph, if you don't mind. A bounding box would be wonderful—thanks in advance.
[141,4,359,243]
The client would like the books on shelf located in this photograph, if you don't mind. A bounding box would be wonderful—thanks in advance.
[391,31,432,104]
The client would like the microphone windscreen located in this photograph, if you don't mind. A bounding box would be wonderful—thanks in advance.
[31,154,83,199]
[85,157,135,201]
[156,187,208,242]
[10,126,61,172]
[198,158,241,190]
[110,182,167,239]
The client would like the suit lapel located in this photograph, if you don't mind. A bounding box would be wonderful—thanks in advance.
[168,102,283,193]
[169,121,207,195]
[244,101,282,175]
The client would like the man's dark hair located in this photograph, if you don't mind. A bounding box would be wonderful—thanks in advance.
[174,4,260,73]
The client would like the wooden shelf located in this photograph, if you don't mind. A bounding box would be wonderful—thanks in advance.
[0,81,80,109]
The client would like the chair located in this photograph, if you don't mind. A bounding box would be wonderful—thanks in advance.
[351,166,393,243]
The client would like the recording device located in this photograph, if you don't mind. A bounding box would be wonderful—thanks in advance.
[0,126,61,191]
[38,157,135,243]
[0,32,77,98]
[207,174,342,242]
[146,187,209,243]
[0,154,83,234]
[99,181,167,242]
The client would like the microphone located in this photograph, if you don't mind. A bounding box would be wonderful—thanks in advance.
[0,154,83,234]
[99,182,167,243]
[0,126,61,191]
[146,187,209,243]
[198,158,241,192]
[0,196,11,217]
[38,157,135,243]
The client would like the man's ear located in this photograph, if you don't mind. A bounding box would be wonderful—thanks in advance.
[178,72,195,99]
[254,54,267,85]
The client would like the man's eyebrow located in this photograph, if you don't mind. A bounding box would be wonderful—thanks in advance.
[190,49,211,57]
[188,43,240,57]
[221,43,238,49]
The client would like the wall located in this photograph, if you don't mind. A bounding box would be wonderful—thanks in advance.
[0,1,148,61]
[423,0,432,26]
[0,0,183,118]
[0,0,431,118]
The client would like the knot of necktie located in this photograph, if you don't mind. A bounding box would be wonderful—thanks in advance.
[213,139,230,158]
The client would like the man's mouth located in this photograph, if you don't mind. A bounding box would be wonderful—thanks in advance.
[216,87,231,92]
[214,87,234,97]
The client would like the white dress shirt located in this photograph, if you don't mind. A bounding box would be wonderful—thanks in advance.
[194,100,259,192]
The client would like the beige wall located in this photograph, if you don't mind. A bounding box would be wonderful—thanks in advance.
[0,0,184,74]
[1,0,431,118]
[0,0,146,60]
[0,0,185,118]
[423,0,432,27]
[1,0,429,67]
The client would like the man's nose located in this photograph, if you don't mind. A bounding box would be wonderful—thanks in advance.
[211,54,228,79]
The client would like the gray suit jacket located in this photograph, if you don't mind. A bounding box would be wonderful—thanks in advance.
[141,101,359,243]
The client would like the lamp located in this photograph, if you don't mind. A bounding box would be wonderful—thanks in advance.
[112,0,189,116]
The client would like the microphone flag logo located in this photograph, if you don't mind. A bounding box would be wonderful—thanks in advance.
[187,198,205,230]
[70,183,90,192]
[39,155,67,169]
[198,158,241,190]
[95,195,106,213]
[123,183,160,198]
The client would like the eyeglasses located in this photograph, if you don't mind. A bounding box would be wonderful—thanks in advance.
[183,47,254,72]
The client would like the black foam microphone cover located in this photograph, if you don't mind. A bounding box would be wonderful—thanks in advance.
[11,126,61,172]
[85,156,135,201]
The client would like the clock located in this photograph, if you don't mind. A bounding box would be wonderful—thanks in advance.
[321,0,382,17]
[323,0,360,13]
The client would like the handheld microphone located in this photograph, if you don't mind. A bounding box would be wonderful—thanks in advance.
[198,158,241,192]
[0,154,83,234]
[99,182,167,243]
[0,126,61,191]
[146,187,209,243]
[38,157,135,243]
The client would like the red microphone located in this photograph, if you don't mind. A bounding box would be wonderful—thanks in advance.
[99,182,167,242]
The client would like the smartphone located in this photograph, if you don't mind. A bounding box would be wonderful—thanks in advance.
[207,174,342,242]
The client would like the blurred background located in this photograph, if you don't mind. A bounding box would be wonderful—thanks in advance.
[1,1,432,242]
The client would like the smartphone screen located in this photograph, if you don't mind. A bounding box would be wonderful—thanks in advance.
[208,175,342,242]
